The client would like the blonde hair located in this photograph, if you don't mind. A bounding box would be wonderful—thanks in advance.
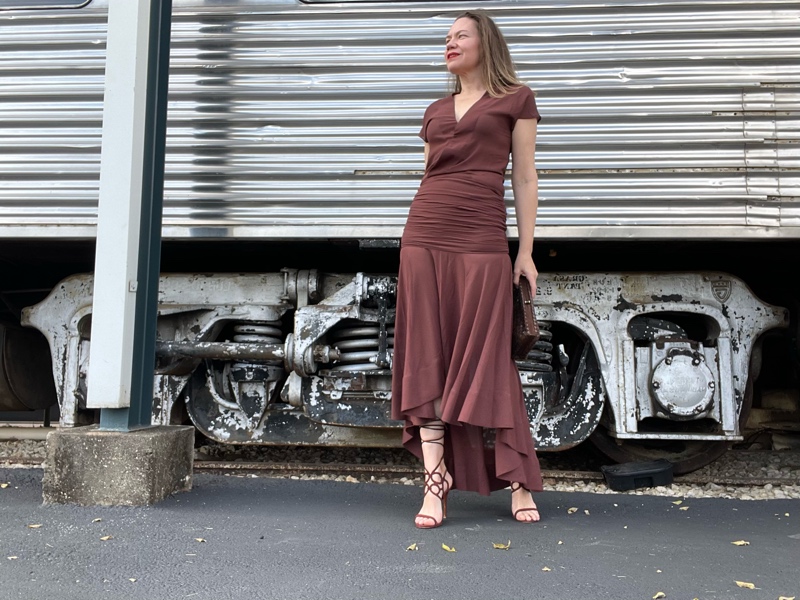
[449,10,524,98]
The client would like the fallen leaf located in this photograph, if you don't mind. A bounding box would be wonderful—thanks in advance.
[653,592,666,599]
[778,596,795,600]
[731,540,750,546]
[735,581,756,589]
[100,536,113,541]
[92,518,102,523]
[27,524,42,529]
[567,507,578,514]
[679,506,689,511]
[406,543,418,552]
[194,538,206,543]
[672,500,683,505]
[584,509,590,515]
[656,569,662,573]
[441,543,456,553]
[492,540,511,550]
[129,578,137,583]
[557,541,563,545]
[0,483,9,489]
[7,556,18,560]
[785,513,790,517]
[541,566,551,572]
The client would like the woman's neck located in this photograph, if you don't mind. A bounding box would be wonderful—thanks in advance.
[457,71,485,96]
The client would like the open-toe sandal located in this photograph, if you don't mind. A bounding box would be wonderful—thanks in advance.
[415,423,452,529]
[510,482,540,523]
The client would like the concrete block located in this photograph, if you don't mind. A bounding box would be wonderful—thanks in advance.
[43,425,194,506]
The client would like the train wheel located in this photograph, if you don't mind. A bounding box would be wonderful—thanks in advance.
[589,380,753,475]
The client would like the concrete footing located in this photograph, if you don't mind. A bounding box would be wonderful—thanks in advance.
[43,425,194,506]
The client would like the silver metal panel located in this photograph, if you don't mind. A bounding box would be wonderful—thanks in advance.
[1,0,799,239]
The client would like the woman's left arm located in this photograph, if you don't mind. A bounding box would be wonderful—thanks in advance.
[510,117,539,291]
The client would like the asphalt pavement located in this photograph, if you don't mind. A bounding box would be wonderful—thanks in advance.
[0,467,798,600]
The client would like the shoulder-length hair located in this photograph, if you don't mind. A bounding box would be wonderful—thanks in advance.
[449,10,524,98]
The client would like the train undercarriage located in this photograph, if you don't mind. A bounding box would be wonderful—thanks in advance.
[13,268,787,474]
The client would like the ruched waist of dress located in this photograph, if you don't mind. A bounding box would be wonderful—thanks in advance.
[402,174,510,254]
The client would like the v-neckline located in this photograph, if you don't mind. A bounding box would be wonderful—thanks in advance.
[453,91,487,124]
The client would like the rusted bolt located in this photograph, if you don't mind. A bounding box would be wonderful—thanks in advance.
[652,381,660,389]
[708,381,715,389]
[665,357,672,365]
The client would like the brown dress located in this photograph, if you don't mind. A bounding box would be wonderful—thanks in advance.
[391,86,544,495]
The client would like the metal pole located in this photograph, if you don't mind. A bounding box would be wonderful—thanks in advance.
[88,0,172,431]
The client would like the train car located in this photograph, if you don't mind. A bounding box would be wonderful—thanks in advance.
[1,0,798,472]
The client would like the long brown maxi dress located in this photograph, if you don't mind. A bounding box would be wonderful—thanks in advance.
[391,86,544,495]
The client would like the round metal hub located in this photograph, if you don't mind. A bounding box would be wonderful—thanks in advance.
[651,354,715,418]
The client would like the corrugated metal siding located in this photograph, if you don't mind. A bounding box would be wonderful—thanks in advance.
[0,0,798,239]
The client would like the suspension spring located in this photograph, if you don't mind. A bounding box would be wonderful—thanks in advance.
[232,321,284,365]
[328,324,395,371]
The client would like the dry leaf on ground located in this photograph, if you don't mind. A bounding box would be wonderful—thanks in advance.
[731,540,750,546]
[679,506,690,511]
[735,581,756,589]
[492,541,511,550]
[542,567,552,572]
[441,543,456,553]
[27,524,42,529]
[100,536,112,541]
[0,483,9,489]
[672,500,683,505]
[128,578,137,583]
[584,510,590,515]
[92,518,102,523]
[567,507,578,514]
[653,592,666,599]
[194,538,206,543]
[7,556,18,560]
[557,541,563,545]
[777,596,795,600]
[405,543,418,552]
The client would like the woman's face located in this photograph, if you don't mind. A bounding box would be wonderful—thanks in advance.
[445,17,481,76]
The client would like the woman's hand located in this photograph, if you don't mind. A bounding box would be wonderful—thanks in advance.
[513,252,538,294]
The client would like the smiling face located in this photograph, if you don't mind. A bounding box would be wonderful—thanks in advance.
[444,17,482,77]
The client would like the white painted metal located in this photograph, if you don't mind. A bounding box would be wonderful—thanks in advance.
[23,271,786,443]
[85,0,154,409]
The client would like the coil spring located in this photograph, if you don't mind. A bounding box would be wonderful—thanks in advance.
[232,321,284,365]
[516,321,554,372]
[328,324,394,371]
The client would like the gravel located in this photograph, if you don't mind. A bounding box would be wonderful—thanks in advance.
[2,436,798,500]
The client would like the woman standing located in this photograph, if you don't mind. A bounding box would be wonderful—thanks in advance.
[391,10,543,529]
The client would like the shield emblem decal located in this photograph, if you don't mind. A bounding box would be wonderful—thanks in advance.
[711,280,731,302]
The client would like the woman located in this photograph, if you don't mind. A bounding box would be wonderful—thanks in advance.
[391,10,543,529]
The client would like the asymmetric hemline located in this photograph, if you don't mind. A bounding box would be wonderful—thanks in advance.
[391,246,543,495]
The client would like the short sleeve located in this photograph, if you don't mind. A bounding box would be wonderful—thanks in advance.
[513,86,541,124]
[418,104,434,142]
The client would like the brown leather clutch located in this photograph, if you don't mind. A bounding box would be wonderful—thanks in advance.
[512,276,540,361]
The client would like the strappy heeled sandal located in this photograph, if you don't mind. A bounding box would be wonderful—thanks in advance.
[415,423,452,530]
[510,482,540,523]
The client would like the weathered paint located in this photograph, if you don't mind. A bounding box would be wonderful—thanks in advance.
[21,270,787,449]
